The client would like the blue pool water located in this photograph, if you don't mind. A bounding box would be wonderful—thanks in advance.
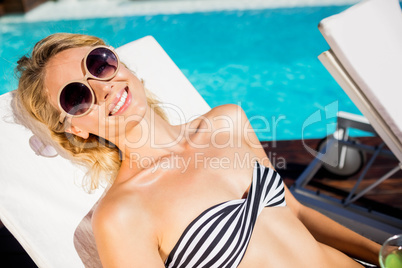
[0,5,363,141]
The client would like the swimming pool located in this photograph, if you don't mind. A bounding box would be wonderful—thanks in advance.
[0,4,362,141]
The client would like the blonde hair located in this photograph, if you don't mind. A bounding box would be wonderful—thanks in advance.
[14,33,168,191]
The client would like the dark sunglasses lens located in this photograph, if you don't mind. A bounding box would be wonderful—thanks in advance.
[60,83,93,115]
[86,47,118,79]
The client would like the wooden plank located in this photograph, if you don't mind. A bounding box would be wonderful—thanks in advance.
[262,137,402,219]
[3,0,47,13]
[0,4,5,16]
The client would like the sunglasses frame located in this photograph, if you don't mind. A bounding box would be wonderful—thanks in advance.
[57,45,120,123]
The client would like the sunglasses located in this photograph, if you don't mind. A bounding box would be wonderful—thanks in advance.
[57,45,120,123]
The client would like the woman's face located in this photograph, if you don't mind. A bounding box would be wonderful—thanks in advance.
[45,46,148,140]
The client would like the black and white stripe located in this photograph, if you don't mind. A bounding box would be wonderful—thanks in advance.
[165,162,286,268]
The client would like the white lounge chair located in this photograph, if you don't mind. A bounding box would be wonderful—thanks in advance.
[0,36,210,268]
[292,0,402,243]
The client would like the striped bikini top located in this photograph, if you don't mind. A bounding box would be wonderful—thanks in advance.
[165,161,286,268]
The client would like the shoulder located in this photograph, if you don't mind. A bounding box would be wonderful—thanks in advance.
[185,104,248,137]
[91,186,164,266]
[202,104,249,129]
[92,188,155,237]
[207,104,247,119]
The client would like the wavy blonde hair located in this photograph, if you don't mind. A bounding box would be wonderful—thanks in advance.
[14,33,167,191]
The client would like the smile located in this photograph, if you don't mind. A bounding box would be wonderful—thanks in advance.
[109,86,131,116]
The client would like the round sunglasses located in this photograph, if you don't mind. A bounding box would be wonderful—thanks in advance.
[57,45,120,123]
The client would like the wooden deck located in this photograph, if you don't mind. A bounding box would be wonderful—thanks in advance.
[0,136,401,267]
[262,137,402,219]
[0,0,48,14]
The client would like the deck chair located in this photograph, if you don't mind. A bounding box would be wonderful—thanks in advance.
[292,0,402,243]
[0,36,211,267]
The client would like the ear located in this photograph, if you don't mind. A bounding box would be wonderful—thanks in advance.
[65,125,90,139]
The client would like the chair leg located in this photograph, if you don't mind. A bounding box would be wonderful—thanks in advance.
[343,143,384,205]
[344,163,402,206]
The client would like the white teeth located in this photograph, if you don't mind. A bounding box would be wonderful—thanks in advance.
[111,90,128,115]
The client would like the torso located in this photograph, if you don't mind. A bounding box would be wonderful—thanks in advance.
[98,105,362,268]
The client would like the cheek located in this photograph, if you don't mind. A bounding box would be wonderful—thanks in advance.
[128,77,148,114]
[71,111,102,134]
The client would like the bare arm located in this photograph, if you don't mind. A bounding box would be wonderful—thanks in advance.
[238,105,381,265]
[292,197,381,265]
[92,197,165,268]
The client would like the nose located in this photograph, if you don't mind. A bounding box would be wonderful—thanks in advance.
[87,79,112,104]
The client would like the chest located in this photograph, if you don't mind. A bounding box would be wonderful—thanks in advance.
[150,148,254,255]
[161,161,287,267]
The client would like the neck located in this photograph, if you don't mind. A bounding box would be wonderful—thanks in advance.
[113,106,188,170]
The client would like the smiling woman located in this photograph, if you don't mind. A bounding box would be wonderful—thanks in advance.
[14,32,381,267]
[15,33,168,190]
[56,46,122,122]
